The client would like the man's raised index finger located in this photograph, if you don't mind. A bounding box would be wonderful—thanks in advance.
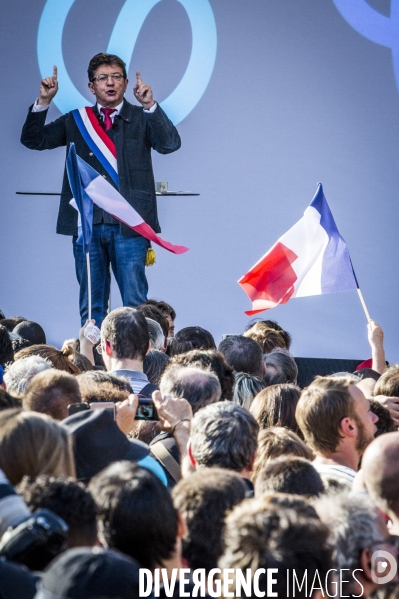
[53,65,58,79]
[136,70,142,84]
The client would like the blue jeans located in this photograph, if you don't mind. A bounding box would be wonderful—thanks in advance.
[73,224,149,327]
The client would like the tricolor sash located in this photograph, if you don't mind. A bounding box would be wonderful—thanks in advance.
[71,107,119,187]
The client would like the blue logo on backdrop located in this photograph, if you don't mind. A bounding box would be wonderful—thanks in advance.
[331,0,399,94]
[37,0,217,124]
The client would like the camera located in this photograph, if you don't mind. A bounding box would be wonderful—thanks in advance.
[135,397,158,420]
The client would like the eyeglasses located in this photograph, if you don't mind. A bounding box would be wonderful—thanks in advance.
[92,73,125,83]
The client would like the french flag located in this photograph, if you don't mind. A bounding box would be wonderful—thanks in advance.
[66,143,188,255]
[238,184,358,315]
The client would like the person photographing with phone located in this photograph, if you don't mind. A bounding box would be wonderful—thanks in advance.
[21,53,181,327]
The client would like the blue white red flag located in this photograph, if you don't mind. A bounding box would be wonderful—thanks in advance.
[66,144,188,255]
[66,143,93,254]
[238,183,358,315]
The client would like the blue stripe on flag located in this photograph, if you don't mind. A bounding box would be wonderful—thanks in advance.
[71,109,119,187]
[66,143,93,254]
[310,184,358,293]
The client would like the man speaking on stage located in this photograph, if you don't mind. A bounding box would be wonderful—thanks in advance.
[21,52,181,327]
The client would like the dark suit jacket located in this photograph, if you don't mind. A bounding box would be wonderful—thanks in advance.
[21,100,181,236]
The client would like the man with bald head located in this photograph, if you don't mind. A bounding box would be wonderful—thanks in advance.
[362,432,399,535]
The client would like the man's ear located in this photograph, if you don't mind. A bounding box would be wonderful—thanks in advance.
[187,441,196,467]
[104,339,113,357]
[88,81,95,95]
[340,416,357,438]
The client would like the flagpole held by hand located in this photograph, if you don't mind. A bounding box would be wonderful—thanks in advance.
[357,288,371,324]
[86,253,92,321]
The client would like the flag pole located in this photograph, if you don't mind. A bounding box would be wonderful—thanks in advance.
[86,252,92,321]
[357,288,371,324]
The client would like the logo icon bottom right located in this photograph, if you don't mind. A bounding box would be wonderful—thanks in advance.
[371,549,398,585]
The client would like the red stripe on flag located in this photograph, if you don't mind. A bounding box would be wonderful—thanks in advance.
[238,241,298,315]
[85,107,117,158]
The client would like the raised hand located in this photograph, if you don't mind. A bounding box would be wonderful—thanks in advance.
[38,65,58,106]
[133,70,155,109]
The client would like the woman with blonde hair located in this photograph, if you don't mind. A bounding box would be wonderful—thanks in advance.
[0,408,75,485]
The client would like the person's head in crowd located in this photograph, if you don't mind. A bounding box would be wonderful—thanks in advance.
[143,299,177,337]
[143,349,169,385]
[18,475,97,548]
[129,420,159,445]
[0,388,21,410]
[189,401,259,479]
[219,500,332,599]
[11,336,32,353]
[361,432,399,535]
[13,320,46,346]
[78,377,129,405]
[250,383,301,434]
[218,334,265,378]
[368,399,396,435]
[14,345,80,374]
[251,427,314,483]
[263,347,298,386]
[375,364,399,397]
[0,316,27,332]
[136,303,169,338]
[167,326,216,357]
[100,307,149,371]
[172,469,247,573]
[77,369,131,393]
[34,547,143,599]
[0,325,13,368]
[3,355,52,395]
[315,494,397,598]
[160,366,221,414]
[61,340,93,372]
[23,370,82,420]
[296,375,378,473]
[63,408,149,482]
[146,318,165,352]
[245,318,292,349]
[261,492,320,519]
[233,372,265,409]
[167,349,235,401]
[255,456,324,498]
[89,462,183,571]
[244,322,287,354]
[0,408,75,485]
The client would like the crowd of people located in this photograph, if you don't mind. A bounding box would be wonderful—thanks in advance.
[0,301,398,598]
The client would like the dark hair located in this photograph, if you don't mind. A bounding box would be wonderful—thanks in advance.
[0,388,22,411]
[263,348,298,385]
[0,325,13,367]
[167,349,235,400]
[368,399,396,436]
[250,383,301,434]
[101,308,149,361]
[87,53,127,81]
[374,365,399,397]
[143,349,169,385]
[17,475,97,548]
[160,366,221,413]
[172,469,246,572]
[218,335,264,378]
[220,501,332,599]
[167,327,216,357]
[143,299,176,321]
[245,319,292,349]
[89,462,178,570]
[136,304,169,338]
[0,317,27,332]
[23,370,82,421]
[77,370,131,393]
[255,456,324,498]
[13,321,46,345]
[233,372,265,409]
[190,401,259,471]
[11,337,32,353]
